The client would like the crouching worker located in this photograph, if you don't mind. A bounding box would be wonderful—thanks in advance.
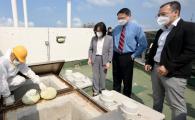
[0,45,46,106]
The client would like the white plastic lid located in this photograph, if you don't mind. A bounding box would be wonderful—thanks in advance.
[121,101,138,114]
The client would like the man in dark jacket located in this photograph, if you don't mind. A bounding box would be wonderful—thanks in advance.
[145,1,195,120]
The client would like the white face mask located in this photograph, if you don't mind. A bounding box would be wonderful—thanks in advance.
[13,59,20,66]
[118,19,128,26]
[157,16,170,26]
[96,32,103,38]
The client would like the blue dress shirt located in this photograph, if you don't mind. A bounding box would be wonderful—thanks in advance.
[113,22,148,59]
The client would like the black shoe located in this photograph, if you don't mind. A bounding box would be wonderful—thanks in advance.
[93,92,99,96]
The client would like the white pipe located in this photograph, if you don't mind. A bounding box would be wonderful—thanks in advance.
[23,0,28,28]
[67,0,71,28]
[11,0,18,27]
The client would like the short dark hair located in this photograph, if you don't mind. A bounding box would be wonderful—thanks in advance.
[93,22,107,37]
[160,1,181,15]
[117,8,131,16]
[108,27,112,30]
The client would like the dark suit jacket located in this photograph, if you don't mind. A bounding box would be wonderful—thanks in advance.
[145,19,195,79]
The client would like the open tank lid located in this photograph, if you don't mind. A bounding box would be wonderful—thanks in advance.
[29,60,65,75]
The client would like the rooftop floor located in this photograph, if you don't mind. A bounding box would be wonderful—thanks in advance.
[62,60,195,120]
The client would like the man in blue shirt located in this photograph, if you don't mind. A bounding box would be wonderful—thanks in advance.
[112,8,147,97]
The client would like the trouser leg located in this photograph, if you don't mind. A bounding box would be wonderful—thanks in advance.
[151,64,165,112]
[7,75,26,91]
[161,77,187,120]
[113,52,122,93]
[99,56,107,92]
[121,55,134,97]
[92,56,101,94]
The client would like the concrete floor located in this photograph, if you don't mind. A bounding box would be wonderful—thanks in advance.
[62,62,195,120]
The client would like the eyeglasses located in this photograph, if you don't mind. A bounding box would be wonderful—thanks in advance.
[15,58,20,62]
[156,11,173,17]
[95,30,102,32]
[118,16,127,20]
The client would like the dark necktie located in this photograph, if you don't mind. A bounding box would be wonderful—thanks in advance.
[118,26,126,53]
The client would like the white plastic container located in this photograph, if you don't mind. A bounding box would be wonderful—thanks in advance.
[119,101,139,119]
[65,69,73,76]
[100,90,114,103]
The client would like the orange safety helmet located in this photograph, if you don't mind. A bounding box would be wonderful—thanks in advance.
[13,45,28,63]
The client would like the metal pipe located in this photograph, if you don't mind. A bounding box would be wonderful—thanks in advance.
[46,28,50,61]
[23,0,28,28]
[67,0,71,28]
[11,0,19,27]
